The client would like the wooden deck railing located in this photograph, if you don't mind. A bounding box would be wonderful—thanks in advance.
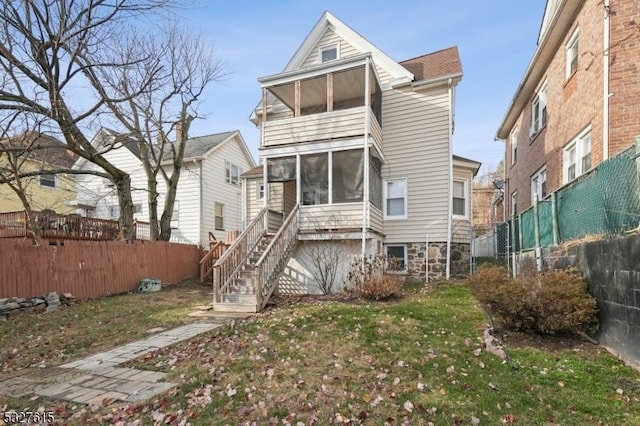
[212,208,267,303]
[255,204,299,311]
[0,210,158,241]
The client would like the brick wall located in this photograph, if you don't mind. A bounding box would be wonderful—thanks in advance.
[505,1,640,217]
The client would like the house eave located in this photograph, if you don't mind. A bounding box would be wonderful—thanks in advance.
[410,72,463,91]
[495,0,583,140]
[258,53,372,87]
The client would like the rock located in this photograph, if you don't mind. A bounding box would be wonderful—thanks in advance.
[483,327,508,361]
[31,298,45,306]
[45,304,60,313]
[62,293,76,300]
[14,297,26,304]
[0,298,9,305]
[18,302,32,308]
[0,302,20,313]
[46,292,60,306]
[135,278,162,293]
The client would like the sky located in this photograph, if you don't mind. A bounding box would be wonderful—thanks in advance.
[176,1,547,179]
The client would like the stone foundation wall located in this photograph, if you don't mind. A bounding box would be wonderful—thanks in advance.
[406,242,470,282]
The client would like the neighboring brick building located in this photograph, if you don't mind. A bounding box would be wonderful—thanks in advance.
[496,0,640,218]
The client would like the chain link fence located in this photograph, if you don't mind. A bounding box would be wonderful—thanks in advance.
[494,139,640,261]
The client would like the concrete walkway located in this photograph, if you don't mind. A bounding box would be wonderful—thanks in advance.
[0,315,247,405]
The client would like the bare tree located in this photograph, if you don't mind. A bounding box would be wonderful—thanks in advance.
[98,27,225,240]
[0,1,173,239]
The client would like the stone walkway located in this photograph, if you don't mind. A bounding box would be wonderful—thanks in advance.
[0,316,247,405]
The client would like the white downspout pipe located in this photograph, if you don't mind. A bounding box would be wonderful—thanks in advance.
[603,0,611,160]
[362,57,371,272]
[425,234,429,283]
[445,78,453,280]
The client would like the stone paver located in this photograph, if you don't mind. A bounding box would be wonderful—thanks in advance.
[0,317,250,405]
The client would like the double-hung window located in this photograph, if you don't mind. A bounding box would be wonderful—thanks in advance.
[256,183,265,200]
[215,202,224,230]
[563,127,592,183]
[511,191,518,217]
[384,178,407,219]
[531,83,547,134]
[225,160,240,186]
[531,167,548,203]
[510,128,518,165]
[452,180,467,218]
[566,28,579,77]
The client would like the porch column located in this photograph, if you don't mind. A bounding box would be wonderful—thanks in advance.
[296,154,301,205]
[327,73,334,112]
[261,87,267,148]
[263,160,268,231]
[294,80,301,117]
[361,58,371,269]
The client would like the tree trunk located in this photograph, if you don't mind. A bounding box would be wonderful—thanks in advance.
[147,178,160,240]
[159,174,180,241]
[15,190,41,246]
[115,175,135,240]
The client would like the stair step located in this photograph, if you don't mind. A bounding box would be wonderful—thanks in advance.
[213,301,258,313]
[221,293,256,304]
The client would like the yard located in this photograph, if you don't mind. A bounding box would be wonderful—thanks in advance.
[1,281,639,424]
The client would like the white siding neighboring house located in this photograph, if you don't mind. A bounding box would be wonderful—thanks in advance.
[71,130,255,247]
[237,11,481,294]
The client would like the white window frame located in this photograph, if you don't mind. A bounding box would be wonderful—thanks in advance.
[510,127,519,165]
[531,166,548,203]
[225,160,240,186]
[383,178,408,220]
[452,179,468,219]
[215,202,224,231]
[563,126,592,184]
[319,43,340,63]
[566,28,579,78]
[531,82,547,135]
[511,191,518,218]
[39,173,57,189]
[384,244,407,272]
[256,182,265,201]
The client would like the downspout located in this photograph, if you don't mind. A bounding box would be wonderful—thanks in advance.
[445,78,453,280]
[603,0,611,160]
[469,176,474,276]
[362,57,371,271]
[199,160,203,246]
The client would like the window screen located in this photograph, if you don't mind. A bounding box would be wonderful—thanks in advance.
[332,149,363,203]
[301,153,328,205]
[267,157,296,182]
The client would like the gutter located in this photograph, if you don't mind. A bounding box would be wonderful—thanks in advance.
[410,72,463,90]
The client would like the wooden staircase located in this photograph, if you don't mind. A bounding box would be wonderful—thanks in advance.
[212,205,299,313]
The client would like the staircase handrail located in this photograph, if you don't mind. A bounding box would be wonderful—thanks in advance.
[213,207,267,302]
[254,204,300,310]
[199,240,224,283]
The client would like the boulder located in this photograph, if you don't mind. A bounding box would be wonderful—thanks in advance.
[0,302,21,313]
[135,278,162,293]
[31,298,45,306]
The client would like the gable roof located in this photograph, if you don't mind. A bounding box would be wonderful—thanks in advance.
[453,154,481,177]
[1,133,76,169]
[400,47,462,83]
[284,11,414,85]
[73,130,255,171]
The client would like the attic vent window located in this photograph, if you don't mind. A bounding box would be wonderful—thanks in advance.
[320,45,338,63]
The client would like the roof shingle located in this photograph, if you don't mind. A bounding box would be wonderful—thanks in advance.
[400,46,462,82]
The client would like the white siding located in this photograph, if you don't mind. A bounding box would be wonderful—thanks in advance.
[300,26,393,87]
[162,163,201,245]
[201,135,254,244]
[299,203,362,231]
[382,85,451,243]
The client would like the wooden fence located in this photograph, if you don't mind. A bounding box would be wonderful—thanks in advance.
[0,239,203,300]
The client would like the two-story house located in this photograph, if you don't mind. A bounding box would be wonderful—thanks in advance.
[71,129,255,246]
[496,0,640,218]
[211,12,479,312]
[0,133,76,214]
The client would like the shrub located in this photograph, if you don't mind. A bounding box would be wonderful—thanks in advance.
[353,274,403,301]
[345,255,402,300]
[466,266,598,335]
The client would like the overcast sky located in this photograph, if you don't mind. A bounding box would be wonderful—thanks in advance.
[177,1,546,178]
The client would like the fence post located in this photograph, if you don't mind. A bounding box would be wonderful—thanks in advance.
[550,192,560,245]
[533,197,542,271]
